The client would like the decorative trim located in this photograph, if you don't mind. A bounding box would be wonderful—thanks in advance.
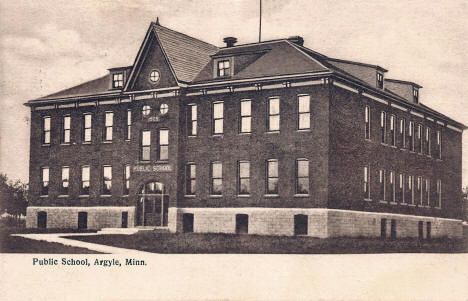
[447,124,463,133]
[436,121,445,126]
[390,103,407,112]
[292,79,324,87]
[362,92,387,105]
[410,111,424,118]
[333,81,359,93]
[426,117,434,122]
[35,105,55,111]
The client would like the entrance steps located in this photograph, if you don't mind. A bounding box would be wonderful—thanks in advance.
[96,226,170,235]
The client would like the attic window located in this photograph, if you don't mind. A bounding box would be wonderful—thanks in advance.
[377,73,384,89]
[413,88,419,104]
[112,73,123,88]
[217,60,231,77]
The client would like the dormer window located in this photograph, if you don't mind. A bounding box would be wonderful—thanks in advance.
[377,73,384,89]
[217,60,231,77]
[413,88,419,104]
[112,73,123,88]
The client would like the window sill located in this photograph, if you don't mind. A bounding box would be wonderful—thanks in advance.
[378,200,387,204]
[60,143,71,146]
[155,160,169,164]
[408,204,416,207]
[238,132,251,135]
[102,141,113,144]
[209,195,223,198]
[184,195,197,198]
[188,135,198,138]
[58,195,69,198]
[266,131,280,134]
[41,144,51,147]
[436,159,442,162]
[101,195,111,197]
[297,129,311,132]
[400,203,408,206]
[434,206,441,210]
[237,194,251,198]
[294,194,309,197]
[264,194,279,198]
[390,145,397,149]
[380,142,387,146]
[364,138,372,142]
[212,134,224,137]
[389,202,398,205]
[39,195,48,198]
[122,195,129,197]
[79,195,89,198]
[125,139,131,142]
[363,198,372,202]
[82,142,92,145]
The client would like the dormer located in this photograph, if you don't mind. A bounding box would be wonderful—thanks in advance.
[108,66,132,90]
[385,79,422,104]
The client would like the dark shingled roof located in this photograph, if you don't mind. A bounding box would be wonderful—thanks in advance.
[36,74,114,101]
[153,24,219,83]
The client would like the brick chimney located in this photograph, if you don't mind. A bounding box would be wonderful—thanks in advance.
[288,36,304,46]
[223,37,237,47]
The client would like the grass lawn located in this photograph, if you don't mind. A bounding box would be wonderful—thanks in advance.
[68,231,468,254]
[0,226,101,254]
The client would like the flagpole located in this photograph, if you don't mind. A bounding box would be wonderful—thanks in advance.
[259,0,262,42]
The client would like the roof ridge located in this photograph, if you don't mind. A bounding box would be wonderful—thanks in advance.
[327,57,388,72]
[152,23,218,50]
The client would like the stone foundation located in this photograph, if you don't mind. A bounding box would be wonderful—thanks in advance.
[26,206,135,230]
[169,207,463,238]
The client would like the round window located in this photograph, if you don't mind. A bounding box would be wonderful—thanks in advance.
[142,105,151,116]
[149,70,160,83]
[160,103,169,115]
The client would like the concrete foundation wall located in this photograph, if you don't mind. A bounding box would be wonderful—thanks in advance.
[170,207,462,238]
[26,206,135,230]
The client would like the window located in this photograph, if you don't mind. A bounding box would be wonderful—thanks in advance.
[126,110,132,140]
[42,116,51,144]
[364,165,370,199]
[211,162,223,195]
[389,115,395,146]
[217,60,230,77]
[413,88,419,103]
[298,95,310,130]
[407,175,414,204]
[240,100,251,133]
[296,159,309,194]
[186,164,196,195]
[238,161,250,195]
[436,180,441,208]
[436,130,441,159]
[377,73,384,89]
[267,97,280,132]
[212,102,224,135]
[160,104,169,115]
[104,112,113,141]
[409,121,414,151]
[112,73,123,88]
[380,112,386,143]
[149,70,160,83]
[61,166,69,195]
[159,129,169,161]
[417,124,422,154]
[140,130,151,161]
[102,165,112,195]
[123,164,130,195]
[379,169,385,201]
[62,115,71,144]
[80,166,90,195]
[83,114,92,142]
[389,171,395,202]
[416,176,422,205]
[266,159,279,194]
[399,173,404,203]
[425,179,430,206]
[40,167,49,195]
[364,106,370,139]
[188,104,197,136]
[425,127,430,156]
[400,118,406,149]
[142,105,151,117]
[294,214,308,236]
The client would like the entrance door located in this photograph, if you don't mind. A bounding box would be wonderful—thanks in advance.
[78,212,88,229]
[183,213,194,233]
[236,214,249,234]
[294,214,308,236]
[136,182,168,227]
[37,211,47,229]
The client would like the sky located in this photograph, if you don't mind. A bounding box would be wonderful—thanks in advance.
[0,0,467,186]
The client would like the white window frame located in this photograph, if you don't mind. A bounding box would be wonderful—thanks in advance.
[240,99,252,134]
[297,95,310,130]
